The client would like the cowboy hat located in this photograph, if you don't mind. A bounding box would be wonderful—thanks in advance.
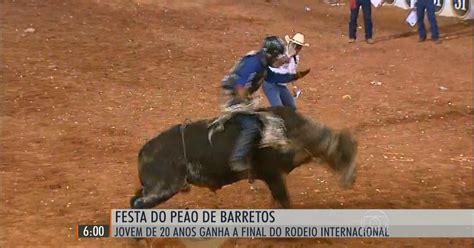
[285,33,310,47]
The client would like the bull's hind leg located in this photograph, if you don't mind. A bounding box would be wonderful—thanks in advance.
[132,160,187,209]
[262,173,290,208]
[131,182,183,209]
[130,188,144,208]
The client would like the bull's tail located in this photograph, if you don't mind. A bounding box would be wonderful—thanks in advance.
[286,114,358,187]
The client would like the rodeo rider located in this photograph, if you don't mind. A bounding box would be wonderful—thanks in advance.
[221,36,311,174]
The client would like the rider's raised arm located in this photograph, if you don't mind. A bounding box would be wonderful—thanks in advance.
[265,67,297,85]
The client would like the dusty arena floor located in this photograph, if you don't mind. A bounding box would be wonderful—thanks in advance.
[1,0,473,247]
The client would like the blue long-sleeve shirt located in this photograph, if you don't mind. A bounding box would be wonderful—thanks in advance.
[266,67,296,85]
[222,51,266,92]
[222,51,296,93]
[234,53,266,87]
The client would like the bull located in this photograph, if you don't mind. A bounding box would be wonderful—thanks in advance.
[130,107,357,209]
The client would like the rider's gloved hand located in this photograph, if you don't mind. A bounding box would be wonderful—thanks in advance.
[295,69,311,80]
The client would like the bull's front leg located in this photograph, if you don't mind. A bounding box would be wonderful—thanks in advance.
[262,173,290,208]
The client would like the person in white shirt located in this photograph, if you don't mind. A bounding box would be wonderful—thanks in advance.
[262,33,310,110]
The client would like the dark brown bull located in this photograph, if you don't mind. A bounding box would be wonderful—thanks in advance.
[131,107,357,209]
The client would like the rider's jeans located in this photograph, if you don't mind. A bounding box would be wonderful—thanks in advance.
[230,114,260,163]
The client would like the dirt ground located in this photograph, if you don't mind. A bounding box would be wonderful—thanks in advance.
[1,0,472,247]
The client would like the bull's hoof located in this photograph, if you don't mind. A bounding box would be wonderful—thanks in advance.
[272,200,290,209]
[132,198,146,209]
[130,196,140,209]
[180,183,191,193]
[340,164,357,188]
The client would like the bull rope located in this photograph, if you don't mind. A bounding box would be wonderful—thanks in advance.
[179,119,192,165]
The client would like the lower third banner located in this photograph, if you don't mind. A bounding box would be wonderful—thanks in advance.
[109,209,474,238]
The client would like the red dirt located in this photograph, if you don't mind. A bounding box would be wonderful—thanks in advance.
[1,0,472,247]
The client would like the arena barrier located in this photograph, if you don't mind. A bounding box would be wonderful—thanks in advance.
[382,0,473,19]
